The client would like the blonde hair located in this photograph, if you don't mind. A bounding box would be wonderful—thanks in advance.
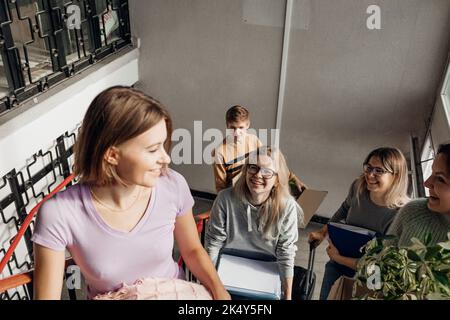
[74,86,172,186]
[356,147,409,208]
[233,146,291,238]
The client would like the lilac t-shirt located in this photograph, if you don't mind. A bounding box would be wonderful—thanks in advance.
[31,169,194,299]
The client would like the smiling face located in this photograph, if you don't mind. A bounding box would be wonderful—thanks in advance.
[245,155,278,199]
[364,156,395,196]
[110,119,171,187]
[424,153,450,214]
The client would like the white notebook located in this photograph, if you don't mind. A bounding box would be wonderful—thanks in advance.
[328,222,376,236]
[217,253,281,299]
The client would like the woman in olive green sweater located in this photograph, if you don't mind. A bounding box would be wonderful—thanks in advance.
[388,143,450,246]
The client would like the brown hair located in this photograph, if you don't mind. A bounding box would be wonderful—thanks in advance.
[437,143,450,173]
[73,86,172,186]
[234,146,291,239]
[226,105,250,124]
[356,147,409,208]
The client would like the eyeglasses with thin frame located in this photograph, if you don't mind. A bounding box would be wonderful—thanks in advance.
[247,164,277,179]
[363,164,394,176]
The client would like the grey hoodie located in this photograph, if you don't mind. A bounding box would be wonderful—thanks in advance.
[205,187,300,278]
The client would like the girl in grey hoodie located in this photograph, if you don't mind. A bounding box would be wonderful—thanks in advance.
[205,146,301,300]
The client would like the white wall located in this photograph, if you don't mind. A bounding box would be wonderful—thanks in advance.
[130,0,450,218]
[0,48,139,175]
[130,0,285,195]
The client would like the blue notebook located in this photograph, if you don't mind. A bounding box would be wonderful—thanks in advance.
[327,222,377,277]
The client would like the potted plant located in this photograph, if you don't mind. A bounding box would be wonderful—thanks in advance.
[353,231,450,300]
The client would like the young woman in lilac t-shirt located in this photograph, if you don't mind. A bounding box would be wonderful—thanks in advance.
[32,86,230,300]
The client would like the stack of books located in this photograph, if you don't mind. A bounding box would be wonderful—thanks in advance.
[327,222,377,277]
[217,252,281,300]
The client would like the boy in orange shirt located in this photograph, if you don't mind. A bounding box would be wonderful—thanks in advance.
[213,105,306,195]
[212,105,261,193]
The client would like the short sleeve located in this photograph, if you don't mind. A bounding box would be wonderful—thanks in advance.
[173,171,195,217]
[31,199,69,251]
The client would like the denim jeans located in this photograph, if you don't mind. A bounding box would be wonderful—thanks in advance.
[319,260,343,300]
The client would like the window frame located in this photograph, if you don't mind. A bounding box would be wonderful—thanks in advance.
[0,0,131,117]
[440,60,450,127]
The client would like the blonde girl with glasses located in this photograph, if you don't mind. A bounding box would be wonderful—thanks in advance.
[205,146,301,300]
[308,147,409,300]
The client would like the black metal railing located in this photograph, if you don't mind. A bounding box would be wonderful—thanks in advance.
[0,0,131,116]
[0,129,77,300]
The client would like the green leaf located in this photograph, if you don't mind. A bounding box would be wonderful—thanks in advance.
[434,264,450,272]
[425,246,442,260]
[408,250,422,261]
[426,292,450,300]
[433,271,450,287]
[438,242,450,251]
[355,231,450,300]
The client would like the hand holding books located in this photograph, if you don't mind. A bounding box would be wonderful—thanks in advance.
[326,222,377,277]
[325,240,341,262]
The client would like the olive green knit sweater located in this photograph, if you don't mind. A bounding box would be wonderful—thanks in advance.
[387,198,450,247]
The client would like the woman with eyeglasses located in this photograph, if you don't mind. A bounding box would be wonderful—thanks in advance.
[308,147,409,300]
[205,146,300,300]
[387,143,450,247]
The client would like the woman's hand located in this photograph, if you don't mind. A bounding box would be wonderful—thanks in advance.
[212,287,232,300]
[325,240,359,270]
[308,225,327,248]
[326,239,341,262]
[175,211,231,301]
[294,179,307,193]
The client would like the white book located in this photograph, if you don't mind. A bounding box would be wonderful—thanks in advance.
[217,253,281,300]
[328,222,376,236]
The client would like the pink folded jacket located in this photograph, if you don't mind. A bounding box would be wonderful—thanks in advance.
[93,277,213,300]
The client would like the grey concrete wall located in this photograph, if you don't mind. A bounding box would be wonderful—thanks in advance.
[430,99,450,148]
[281,0,450,216]
[130,0,450,217]
[130,0,284,194]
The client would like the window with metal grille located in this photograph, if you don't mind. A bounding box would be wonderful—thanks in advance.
[0,0,131,116]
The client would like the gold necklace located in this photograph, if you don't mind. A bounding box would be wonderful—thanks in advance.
[90,186,143,212]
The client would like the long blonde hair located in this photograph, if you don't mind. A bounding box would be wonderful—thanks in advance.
[233,146,291,238]
[356,147,409,208]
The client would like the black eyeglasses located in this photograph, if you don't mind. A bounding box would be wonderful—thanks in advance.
[247,164,277,179]
[363,164,394,176]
